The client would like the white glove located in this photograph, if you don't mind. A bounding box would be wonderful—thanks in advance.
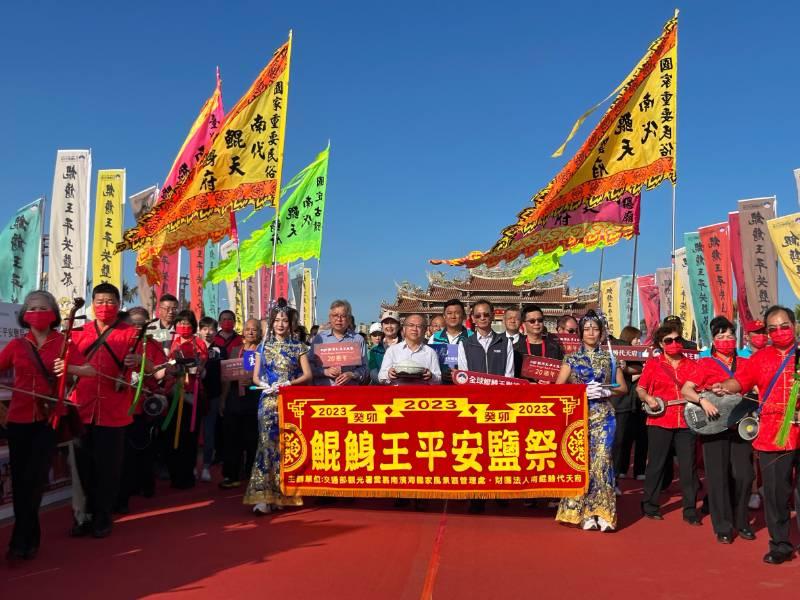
[277,380,292,388]
[586,381,612,400]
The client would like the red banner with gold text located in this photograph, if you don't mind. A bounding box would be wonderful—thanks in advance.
[698,223,734,321]
[279,384,588,499]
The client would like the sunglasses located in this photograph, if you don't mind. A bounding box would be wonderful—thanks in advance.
[766,323,793,333]
[565,328,577,334]
[663,336,684,344]
[473,312,492,319]
[525,318,544,324]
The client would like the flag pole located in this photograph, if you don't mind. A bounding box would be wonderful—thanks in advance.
[670,183,677,304]
[313,257,321,325]
[267,29,293,312]
[596,247,605,305]
[628,235,639,325]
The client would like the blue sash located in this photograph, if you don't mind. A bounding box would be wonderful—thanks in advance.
[710,356,733,378]
[758,346,797,415]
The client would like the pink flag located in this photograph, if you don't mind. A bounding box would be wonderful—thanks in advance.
[259,264,290,318]
[154,69,225,302]
[637,274,660,344]
[728,212,755,331]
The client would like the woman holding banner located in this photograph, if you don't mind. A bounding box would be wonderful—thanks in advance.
[680,316,755,544]
[0,290,95,561]
[245,301,311,515]
[555,310,627,532]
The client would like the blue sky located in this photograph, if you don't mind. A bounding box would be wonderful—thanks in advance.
[2,1,799,322]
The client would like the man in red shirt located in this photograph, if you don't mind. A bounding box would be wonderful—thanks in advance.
[714,305,800,564]
[213,310,243,356]
[71,283,155,539]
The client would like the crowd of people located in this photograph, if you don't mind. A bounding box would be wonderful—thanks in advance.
[1,286,799,566]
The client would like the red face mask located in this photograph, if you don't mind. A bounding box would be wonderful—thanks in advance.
[749,333,768,349]
[220,321,235,333]
[24,310,55,330]
[94,304,119,323]
[176,324,194,337]
[714,339,737,355]
[663,341,683,356]
[769,328,795,349]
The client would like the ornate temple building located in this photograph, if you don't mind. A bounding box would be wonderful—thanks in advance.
[380,260,598,331]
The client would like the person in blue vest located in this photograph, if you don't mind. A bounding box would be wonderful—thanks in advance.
[429,299,473,383]
[456,299,514,514]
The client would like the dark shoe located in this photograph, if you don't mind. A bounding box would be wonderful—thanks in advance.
[496,499,509,507]
[683,515,702,526]
[6,547,26,561]
[23,547,38,560]
[763,551,793,565]
[113,503,129,515]
[739,528,756,541]
[643,511,663,520]
[69,520,92,538]
[700,496,710,515]
[393,499,410,508]
[468,500,485,514]
[716,533,733,544]
[92,524,112,539]
[218,479,241,489]
[413,500,425,512]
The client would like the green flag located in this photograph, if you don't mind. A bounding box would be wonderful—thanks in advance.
[206,145,329,284]
[0,198,44,303]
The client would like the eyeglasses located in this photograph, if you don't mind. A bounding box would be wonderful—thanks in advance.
[663,336,684,344]
[473,312,492,319]
[404,323,424,330]
[766,323,793,333]
[370,332,383,336]
[525,318,544,324]
[330,314,348,321]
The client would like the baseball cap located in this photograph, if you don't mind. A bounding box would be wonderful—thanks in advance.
[369,322,383,334]
[663,315,682,325]
[380,310,400,323]
[745,320,765,333]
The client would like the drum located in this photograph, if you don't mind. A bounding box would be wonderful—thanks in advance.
[143,394,168,417]
[683,392,758,435]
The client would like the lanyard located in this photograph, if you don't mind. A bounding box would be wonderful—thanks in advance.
[525,338,546,358]
[710,356,734,378]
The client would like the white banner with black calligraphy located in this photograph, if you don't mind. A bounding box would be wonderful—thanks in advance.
[48,149,92,317]
[738,197,778,321]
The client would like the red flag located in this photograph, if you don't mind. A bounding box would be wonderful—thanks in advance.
[698,223,734,321]
[154,252,181,301]
[728,212,755,330]
[229,211,239,244]
[637,274,660,344]
[189,246,205,319]
[259,266,272,318]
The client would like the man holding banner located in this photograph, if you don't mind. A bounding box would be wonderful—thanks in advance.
[309,300,367,386]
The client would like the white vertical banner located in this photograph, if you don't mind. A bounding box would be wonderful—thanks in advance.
[129,186,158,314]
[48,149,92,317]
[794,168,800,207]
[219,240,242,329]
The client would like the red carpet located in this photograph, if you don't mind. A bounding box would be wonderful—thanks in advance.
[2,474,799,599]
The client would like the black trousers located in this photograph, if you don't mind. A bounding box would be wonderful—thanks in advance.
[618,409,648,477]
[759,449,800,555]
[702,431,754,535]
[7,421,55,553]
[642,426,698,518]
[117,415,157,506]
[222,412,258,482]
[612,410,630,477]
[74,424,125,530]
[165,406,198,488]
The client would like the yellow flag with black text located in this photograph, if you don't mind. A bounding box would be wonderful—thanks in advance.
[92,169,125,290]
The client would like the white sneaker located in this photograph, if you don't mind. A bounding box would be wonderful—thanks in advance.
[253,503,271,515]
[201,467,212,482]
[597,517,615,532]
[614,485,622,496]
[581,518,598,530]
[748,493,761,510]
[636,474,646,481]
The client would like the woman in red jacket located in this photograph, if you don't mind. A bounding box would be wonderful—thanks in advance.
[636,324,702,524]
[0,290,94,561]
[681,316,755,544]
